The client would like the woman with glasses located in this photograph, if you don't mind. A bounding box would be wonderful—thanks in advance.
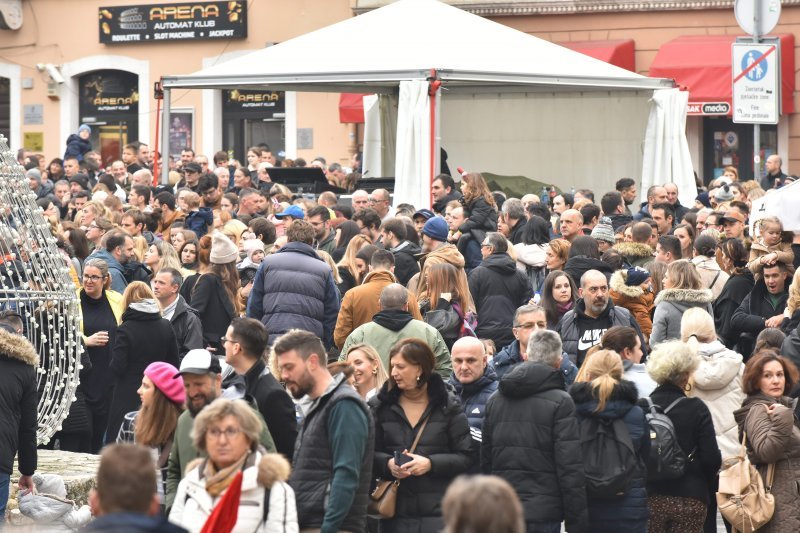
[85,217,114,250]
[106,281,179,445]
[77,257,124,453]
[169,398,297,532]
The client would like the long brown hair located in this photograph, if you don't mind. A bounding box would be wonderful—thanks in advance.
[426,262,475,314]
[135,387,182,446]
[461,172,496,208]
[210,262,242,314]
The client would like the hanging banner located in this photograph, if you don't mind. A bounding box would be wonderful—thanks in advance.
[99,1,247,43]
[750,179,800,234]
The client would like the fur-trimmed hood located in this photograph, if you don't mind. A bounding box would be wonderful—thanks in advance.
[0,327,38,366]
[654,287,714,306]
[185,450,291,489]
[613,242,654,259]
[609,269,645,298]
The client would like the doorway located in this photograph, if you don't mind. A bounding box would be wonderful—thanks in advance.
[703,117,777,184]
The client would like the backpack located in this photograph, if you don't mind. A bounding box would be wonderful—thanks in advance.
[579,417,638,499]
[643,397,688,480]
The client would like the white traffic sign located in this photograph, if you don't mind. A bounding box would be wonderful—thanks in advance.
[732,42,779,124]
[735,0,781,36]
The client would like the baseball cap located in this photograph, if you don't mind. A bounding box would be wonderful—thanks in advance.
[183,162,202,174]
[275,205,305,219]
[175,349,222,377]
[721,210,745,224]
[413,208,435,220]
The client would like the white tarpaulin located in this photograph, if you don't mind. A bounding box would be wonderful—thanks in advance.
[750,181,800,234]
[362,95,381,179]
[394,80,433,211]
[641,89,697,207]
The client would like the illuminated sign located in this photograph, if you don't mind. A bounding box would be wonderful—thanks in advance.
[99,1,246,44]
[223,89,285,117]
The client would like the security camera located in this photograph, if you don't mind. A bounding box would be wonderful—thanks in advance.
[36,63,65,84]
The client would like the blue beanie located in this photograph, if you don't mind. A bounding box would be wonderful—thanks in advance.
[78,124,91,134]
[625,266,651,287]
[422,216,449,242]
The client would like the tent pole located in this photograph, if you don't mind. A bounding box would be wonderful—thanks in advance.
[428,69,441,209]
[161,88,172,184]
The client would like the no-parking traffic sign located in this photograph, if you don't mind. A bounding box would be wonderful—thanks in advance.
[732,42,780,124]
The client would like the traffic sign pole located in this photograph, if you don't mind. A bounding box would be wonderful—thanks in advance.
[753,0,761,183]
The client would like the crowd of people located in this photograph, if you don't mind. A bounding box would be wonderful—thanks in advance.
[3,139,800,532]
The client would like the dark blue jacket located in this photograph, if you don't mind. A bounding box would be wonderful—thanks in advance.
[449,368,498,448]
[92,249,127,294]
[63,133,91,161]
[183,207,213,238]
[570,380,649,528]
[80,512,187,532]
[247,241,340,349]
[490,340,577,386]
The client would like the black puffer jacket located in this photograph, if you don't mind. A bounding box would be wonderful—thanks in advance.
[482,361,588,532]
[731,276,788,354]
[570,380,649,527]
[714,270,755,349]
[389,240,421,286]
[563,256,614,287]
[468,253,532,349]
[369,372,474,533]
[0,326,38,476]
[637,383,721,505]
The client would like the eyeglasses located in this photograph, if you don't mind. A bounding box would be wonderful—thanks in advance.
[208,427,242,440]
[88,224,99,230]
[220,336,239,345]
[83,274,104,282]
[201,189,217,196]
[368,197,387,204]
[480,243,492,248]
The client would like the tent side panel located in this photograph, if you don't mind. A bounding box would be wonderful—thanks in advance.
[440,91,652,198]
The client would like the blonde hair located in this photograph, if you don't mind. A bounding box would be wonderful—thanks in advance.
[121,281,158,313]
[646,340,700,385]
[665,260,702,290]
[345,343,389,392]
[132,235,148,263]
[152,241,182,274]
[316,250,342,284]
[759,216,783,234]
[183,191,201,210]
[336,234,372,284]
[680,307,716,343]
[575,350,623,412]
[547,239,571,269]
[425,262,475,314]
[787,268,800,315]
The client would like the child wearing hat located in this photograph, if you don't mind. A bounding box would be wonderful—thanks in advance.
[609,266,655,343]
[63,124,93,162]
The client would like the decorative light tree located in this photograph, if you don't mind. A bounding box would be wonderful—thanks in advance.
[0,138,81,444]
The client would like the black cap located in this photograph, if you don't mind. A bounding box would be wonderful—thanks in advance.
[183,162,202,174]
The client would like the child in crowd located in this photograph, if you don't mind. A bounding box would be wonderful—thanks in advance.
[747,216,794,278]
[182,192,213,238]
[63,124,92,161]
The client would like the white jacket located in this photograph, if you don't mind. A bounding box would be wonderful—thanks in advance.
[513,242,547,272]
[689,340,745,458]
[169,451,298,533]
[691,255,729,299]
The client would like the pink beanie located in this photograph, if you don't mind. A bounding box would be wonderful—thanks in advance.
[144,362,185,406]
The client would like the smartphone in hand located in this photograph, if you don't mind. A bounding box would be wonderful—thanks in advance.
[394,450,413,467]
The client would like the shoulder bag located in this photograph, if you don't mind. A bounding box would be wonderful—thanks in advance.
[716,425,776,533]
[369,414,431,519]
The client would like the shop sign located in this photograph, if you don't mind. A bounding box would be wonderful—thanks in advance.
[78,71,139,117]
[687,101,731,116]
[23,132,43,152]
[732,42,780,124]
[223,89,285,117]
[98,1,246,43]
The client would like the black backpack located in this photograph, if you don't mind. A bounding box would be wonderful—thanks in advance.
[643,397,688,480]
[579,417,638,499]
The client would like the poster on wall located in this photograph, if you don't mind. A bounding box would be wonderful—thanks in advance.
[169,109,194,158]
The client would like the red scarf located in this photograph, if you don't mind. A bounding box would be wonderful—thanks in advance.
[200,470,243,533]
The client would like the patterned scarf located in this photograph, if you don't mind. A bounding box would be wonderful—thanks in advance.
[204,452,249,497]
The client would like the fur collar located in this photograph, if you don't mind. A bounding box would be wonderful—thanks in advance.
[185,451,290,489]
[655,287,714,305]
[613,242,653,259]
[0,328,38,366]
[609,269,644,298]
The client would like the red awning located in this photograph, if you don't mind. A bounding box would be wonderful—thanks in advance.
[339,93,369,123]
[649,34,795,115]
[560,39,636,72]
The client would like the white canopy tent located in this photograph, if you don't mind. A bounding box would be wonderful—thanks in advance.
[162,0,693,209]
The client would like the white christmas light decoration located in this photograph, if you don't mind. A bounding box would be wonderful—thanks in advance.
[0,136,81,445]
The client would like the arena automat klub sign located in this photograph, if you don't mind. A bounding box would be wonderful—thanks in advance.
[99,1,247,43]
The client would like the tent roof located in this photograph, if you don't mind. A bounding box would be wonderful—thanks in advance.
[162,0,673,93]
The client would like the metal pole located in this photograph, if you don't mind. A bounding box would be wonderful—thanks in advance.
[161,88,171,184]
[753,0,761,183]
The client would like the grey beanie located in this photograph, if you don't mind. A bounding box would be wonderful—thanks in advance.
[590,217,615,244]
[715,184,734,202]
[25,168,41,183]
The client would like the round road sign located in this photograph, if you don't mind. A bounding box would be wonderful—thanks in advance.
[735,0,781,36]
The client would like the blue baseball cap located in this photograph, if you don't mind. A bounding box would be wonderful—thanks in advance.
[275,205,305,219]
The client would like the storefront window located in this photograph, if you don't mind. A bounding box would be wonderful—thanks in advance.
[221,89,285,164]
[0,77,9,142]
[78,70,139,167]
[703,116,777,184]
